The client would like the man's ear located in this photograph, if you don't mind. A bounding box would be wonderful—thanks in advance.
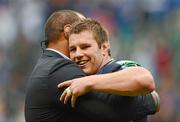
[101,42,110,56]
[64,24,71,39]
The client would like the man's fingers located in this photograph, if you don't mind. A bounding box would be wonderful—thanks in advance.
[64,87,72,104]
[71,95,77,108]
[60,90,67,101]
[60,87,78,108]
[57,80,72,88]
[64,93,71,104]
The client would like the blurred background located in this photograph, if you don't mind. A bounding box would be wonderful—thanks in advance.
[0,0,180,122]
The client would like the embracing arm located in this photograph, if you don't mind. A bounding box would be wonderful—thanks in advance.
[57,63,159,121]
[51,61,127,121]
[58,66,155,108]
[59,66,155,97]
[89,66,155,96]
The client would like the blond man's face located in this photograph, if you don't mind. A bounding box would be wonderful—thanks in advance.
[69,31,106,75]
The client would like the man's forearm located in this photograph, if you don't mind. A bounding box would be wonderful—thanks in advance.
[89,67,155,96]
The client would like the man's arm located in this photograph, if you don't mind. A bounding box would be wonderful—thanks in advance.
[89,66,155,96]
[49,60,132,121]
[56,59,158,120]
[58,66,155,106]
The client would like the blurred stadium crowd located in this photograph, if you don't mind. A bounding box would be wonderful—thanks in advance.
[0,0,180,122]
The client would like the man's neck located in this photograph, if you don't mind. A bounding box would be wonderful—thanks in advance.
[47,39,69,57]
[101,56,113,69]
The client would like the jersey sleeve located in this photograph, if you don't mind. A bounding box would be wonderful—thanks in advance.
[116,60,141,69]
[100,60,158,120]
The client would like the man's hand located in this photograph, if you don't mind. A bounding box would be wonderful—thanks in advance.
[57,77,92,107]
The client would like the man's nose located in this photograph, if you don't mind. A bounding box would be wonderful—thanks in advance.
[75,48,83,57]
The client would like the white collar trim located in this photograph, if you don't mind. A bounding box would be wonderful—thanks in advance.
[46,48,71,60]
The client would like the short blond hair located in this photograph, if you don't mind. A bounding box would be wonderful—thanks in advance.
[69,19,111,55]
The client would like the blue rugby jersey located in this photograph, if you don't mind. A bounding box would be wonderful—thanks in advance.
[97,59,156,122]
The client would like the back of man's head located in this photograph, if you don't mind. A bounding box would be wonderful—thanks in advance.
[44,10,86,47]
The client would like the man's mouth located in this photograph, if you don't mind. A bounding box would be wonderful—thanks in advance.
[76,60,88,67]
